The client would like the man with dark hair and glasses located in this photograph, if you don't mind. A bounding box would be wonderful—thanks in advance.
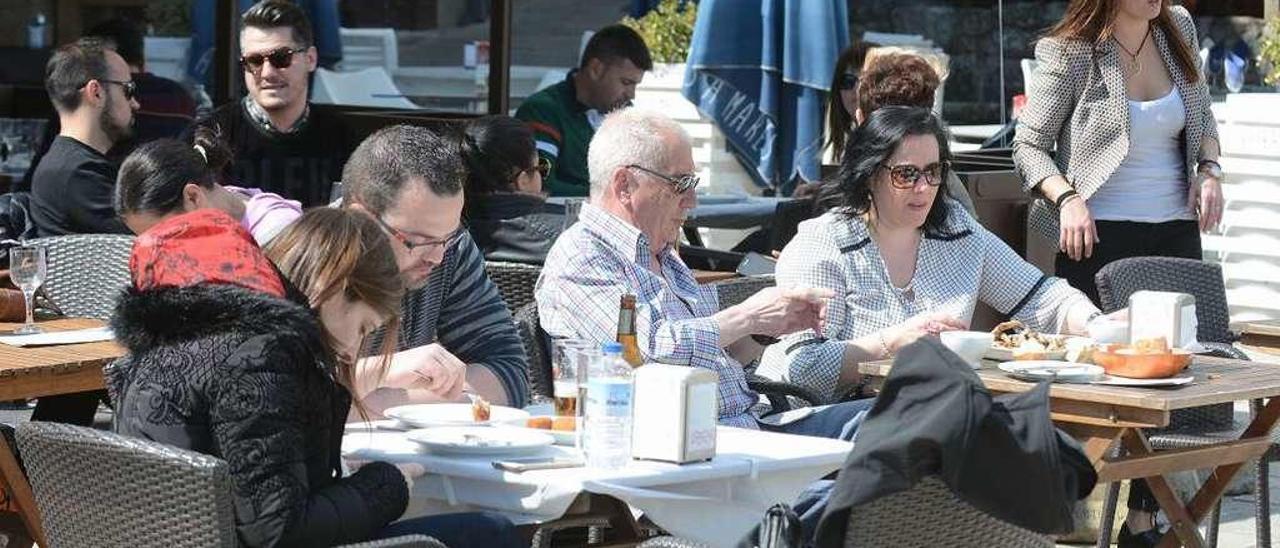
[84,18,199,149]
[339,124,530,414]
[537,108,876,438]
[191,0,353,207]
[27,38,136,426]
[30,37,136,238]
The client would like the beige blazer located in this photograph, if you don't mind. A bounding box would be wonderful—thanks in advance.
[1011,6,1218,240]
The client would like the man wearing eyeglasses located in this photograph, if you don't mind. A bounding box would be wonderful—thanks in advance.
[25,38,136,426]
[341,124,530,414]
[30,37,136,239]
[537,109,876,438]
[192,0,352,207]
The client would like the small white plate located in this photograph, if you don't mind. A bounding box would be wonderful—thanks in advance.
[406,426,555,456]
[1091,375,1195,387]
[385,403,530,429]
[998,360,1105,383]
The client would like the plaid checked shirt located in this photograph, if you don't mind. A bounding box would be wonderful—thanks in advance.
[758,200,1096,400]
[535,203,761,428]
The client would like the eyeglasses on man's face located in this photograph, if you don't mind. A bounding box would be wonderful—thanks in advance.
[240,47,307,75]
[878,161,949,190]
[82,79,136,101]
[368,213,465,255]
[626,164,700,194]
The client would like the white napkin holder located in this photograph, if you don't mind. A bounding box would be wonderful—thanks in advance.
[631,364,718,464]
[1128,290,1198,349]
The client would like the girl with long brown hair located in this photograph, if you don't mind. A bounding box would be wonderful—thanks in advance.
[1013,1,1221,544]
[109,208,519,546]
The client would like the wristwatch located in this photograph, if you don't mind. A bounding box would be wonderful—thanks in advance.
[1197,159,1224,180]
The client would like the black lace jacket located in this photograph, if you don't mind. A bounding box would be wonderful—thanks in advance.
[107,283,407,547]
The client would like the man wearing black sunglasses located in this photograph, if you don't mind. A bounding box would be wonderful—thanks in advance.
[191,0,353,208]
[26,37,136,426]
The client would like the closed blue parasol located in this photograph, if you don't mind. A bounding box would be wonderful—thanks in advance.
[681,0,849,194]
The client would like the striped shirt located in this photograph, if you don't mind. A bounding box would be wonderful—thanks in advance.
[535,203,761,428]
[368,230,529,407]
[758,200,1096,400]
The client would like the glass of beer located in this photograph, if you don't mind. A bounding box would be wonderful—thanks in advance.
[552,339,593,416]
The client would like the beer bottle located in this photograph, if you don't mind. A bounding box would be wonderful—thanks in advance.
[616,294,644,368]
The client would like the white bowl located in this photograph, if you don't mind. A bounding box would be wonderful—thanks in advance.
[1087,318,1129,344]
[940,331,995,368]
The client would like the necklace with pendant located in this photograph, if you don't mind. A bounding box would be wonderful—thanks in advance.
[1115,26,1151,76]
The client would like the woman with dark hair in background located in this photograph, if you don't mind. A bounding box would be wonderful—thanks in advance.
[114,126,302,244]
[823,41,877,166]
[1013,1,1222,543]
[760,107,1097,401]
[461,115,564,265]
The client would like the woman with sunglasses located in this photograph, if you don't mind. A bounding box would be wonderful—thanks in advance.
[460,115,564,265]
[758,107,1099,401]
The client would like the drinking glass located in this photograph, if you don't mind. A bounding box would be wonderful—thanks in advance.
[552,339,594,417]
[9,246,46,335]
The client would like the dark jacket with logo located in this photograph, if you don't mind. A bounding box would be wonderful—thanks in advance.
[815,338,1097,545]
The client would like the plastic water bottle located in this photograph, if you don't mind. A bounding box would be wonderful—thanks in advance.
[584,342,634,469]
[27,13,47,49]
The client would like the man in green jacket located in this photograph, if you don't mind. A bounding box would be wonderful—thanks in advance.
[515,25,652,197]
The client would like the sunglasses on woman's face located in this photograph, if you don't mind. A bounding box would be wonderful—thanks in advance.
[838,72,859,91]
[525,156,551,179]
[239,47,306,75]
[879,161,949,189]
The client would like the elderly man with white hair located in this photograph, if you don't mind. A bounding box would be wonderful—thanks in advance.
[536,108,874,438]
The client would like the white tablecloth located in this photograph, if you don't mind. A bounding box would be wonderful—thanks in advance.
[342,426,851,547]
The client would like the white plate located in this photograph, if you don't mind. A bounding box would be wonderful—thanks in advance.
[986,336,1085,362]
[384,403,530,428]
[998,361,1104,383]
[406,426,555,456]
[1091,375,1195,387]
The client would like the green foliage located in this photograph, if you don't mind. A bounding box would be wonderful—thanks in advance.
[621,0,698,65]
[146,0,193,37]
[1260,16,1280,86]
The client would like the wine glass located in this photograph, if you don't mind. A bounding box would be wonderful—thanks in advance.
[9,246,46,335]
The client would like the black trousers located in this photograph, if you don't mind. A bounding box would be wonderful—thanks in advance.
[1056,219,1201,515]
[1054,219,1202,308]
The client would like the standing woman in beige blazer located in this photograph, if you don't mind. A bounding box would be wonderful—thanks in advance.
[1013,0,1223,308]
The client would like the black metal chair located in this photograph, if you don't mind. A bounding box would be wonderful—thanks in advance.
[15,422,443,548]
[1094,256,1265,548]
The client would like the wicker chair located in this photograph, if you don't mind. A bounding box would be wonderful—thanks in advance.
[642,477,1052,548]
[711,275,775,309]
[485,261,541,313]
[15,422,443,548]
[1094,256,1264,548]
[842,477,1054,547]
[27,234,134,321]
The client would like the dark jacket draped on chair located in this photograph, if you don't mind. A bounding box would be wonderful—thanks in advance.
[815,338,1098,545]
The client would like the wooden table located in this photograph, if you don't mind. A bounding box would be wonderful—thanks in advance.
[858,355,1280,548]
[0,318,123,548]
[1236,318,1280,357]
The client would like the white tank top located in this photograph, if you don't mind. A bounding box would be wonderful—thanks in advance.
[1088,86,1194,222]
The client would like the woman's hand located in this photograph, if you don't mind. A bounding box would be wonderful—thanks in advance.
[884,312,967,355]
[1191,176,1224,232]
[1058,197,1097,261]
